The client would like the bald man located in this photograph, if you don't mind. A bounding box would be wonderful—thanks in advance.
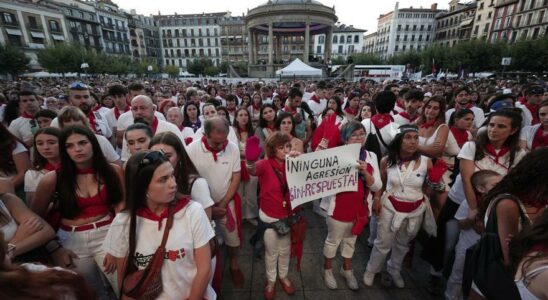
[117,95,183,161]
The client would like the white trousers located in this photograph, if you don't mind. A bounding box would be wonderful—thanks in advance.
[263,228,291,282]
[323,217,357,259]
[238,176,258,220]
[366,207,423,274]
[445,233,472,300]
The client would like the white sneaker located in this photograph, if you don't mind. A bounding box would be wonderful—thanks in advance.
[363,271,375,287]
[388,270,405,288]
[340,268,359,290]
[324,269,337,289]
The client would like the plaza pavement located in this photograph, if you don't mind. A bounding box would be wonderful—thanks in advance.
[219,207,441,300]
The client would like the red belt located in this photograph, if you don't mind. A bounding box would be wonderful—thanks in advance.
[60,216,113,232]
[388,196,424,213]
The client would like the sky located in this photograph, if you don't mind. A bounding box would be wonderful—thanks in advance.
[115,0,448,33]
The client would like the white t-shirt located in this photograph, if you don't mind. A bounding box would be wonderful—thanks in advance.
[0,142,27,180]
[24,169,48,192]
[120,119,184,161]
[392,113,413,126]
[307,98,327,117]
[51,111,112,138]
[361,118,399,155]
[191,126,239,148]
[445,106,485,128]
[8,116,36,143]
[520,123,541,151]
[116,111,166,133]
[103,201,216,300]
[454,200,480,251]
[186,139,241,202]
[190,178,215,209]
[516,101,533,127]
[448,141,526,204]
[96,134,120,163]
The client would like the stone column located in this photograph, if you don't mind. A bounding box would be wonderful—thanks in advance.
[325,26,333,64]
[247,28,253,64]
[268,22,273,66]
[304,21,310,63]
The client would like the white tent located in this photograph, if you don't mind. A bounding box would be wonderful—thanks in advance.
[275,58,322,77]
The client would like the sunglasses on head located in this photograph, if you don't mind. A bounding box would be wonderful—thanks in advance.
[69,82,89,90]
[139,150,166,167]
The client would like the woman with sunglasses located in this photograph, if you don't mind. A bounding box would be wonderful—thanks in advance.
[321,121,381,291]
[32,125,124,298]
[104,150,215,300]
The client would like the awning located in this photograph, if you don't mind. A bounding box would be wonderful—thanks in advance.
[30,31,45,38]
[5,28,22,36]
[52,34,65,41]
[460,18,473,27]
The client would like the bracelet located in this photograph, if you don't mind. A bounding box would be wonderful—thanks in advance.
[45,239,62,254]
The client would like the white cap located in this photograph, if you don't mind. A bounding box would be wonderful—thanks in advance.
[502,88,512,95]
[424,92,432,97]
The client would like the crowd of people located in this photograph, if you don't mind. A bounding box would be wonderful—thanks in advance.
[0,75,547,300]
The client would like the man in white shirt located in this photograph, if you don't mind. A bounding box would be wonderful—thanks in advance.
[516,85,543,127]
[186,117,244,286]
[393,89,423,126]
[8,90,40,147]
[104,84,131,148]
[118,95,183,161]
[307,86,328,118]
[445,87,485,129]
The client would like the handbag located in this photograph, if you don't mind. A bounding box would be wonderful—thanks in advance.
[364,121,383,164]
[122,203,178,300]
[461,193,529,299]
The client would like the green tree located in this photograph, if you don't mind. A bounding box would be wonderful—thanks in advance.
[204,66,219,76]
[37,44,82,74]
[164,65,180,78]
[0,44,29,77]
[187,58,214,76]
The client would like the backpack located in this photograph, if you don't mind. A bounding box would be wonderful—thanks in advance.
[462,193,530,299]
[364,120,383,164]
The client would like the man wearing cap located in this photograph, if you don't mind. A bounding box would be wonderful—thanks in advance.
[516,85,544,126]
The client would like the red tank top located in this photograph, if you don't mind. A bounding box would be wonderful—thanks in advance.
[74,186,110,219]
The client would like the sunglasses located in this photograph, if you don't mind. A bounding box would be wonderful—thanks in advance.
[139,150,166,167]
[69,82,89,90]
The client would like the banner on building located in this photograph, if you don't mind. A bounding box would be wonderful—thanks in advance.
[286,143,361,208]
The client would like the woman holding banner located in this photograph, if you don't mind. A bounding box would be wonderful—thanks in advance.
[322,121,382,291]
[363,124,439,289]
[244,132,301,300]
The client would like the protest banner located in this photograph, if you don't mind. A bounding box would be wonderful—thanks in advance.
[286,143,361,208]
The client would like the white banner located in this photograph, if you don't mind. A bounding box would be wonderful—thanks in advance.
[286,143,361,208]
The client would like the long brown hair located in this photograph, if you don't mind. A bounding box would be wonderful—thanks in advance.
[0,123,25,175]
[416,95,446,126]
[0,232,96,300]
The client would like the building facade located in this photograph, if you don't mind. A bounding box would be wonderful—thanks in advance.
[472,0,497,40]
[313,24,366,61]
[155,12,227,71]
[127,10,160,65]
[508,0,547,42]
[363,31,377,53]
[219,15,247,64]
[49,0,102,51]
[0,0,70,69]
[434,0,477,47]
[373,2,441,59]
[95,0,130,55]
[489,0,519,42]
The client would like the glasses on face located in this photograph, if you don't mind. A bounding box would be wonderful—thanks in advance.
[139,150,166,167]
[69,82,89,90]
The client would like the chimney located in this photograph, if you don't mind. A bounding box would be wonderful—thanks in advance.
[431,3,438,10]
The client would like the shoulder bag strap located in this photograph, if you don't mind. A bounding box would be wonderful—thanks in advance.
[374,124,389,149]
[485,193,530,233]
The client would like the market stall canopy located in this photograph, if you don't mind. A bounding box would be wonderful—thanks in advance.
[275,58,322,77]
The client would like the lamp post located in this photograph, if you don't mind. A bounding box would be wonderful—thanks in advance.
[147,64,153,79]
[81,62,89,77]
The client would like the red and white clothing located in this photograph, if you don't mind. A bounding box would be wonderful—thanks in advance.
[8,115,37,143]
[0,141,27,181]
[520,124,547,151]
[361,117,399,155]
[393,112,418,126]
[516,101,539,127]
[103,201,216,300]
[104,106,131,133]
[307,95,327,118]
[445,106,485,129]
[191,126,239,148]
[50,111,112,138]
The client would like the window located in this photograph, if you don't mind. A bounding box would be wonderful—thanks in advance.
[317,45,321,53]
[396,35,400,41]
[477,14,482,21]
[532,27,540,39]
[530,0,536,9]
[333,35,337,43]
[474,25,479,34]
[418,34,422,41]
[480,2,484,9]
[413,25,417,31]
[339,36,344,43]
[403,35,407,41]
[420,25,424,31]
[426,34,430,41]
[402,45,406,50]
[395,45,399,51]
[540,11,545,23]
[516,15,522,27]
[346,35,352,43]
[191,29,194,37]
[411,35,415,41]
[405,24,409,31]
[338,45,343,53]
[49,20,60,32]
[527,13,533,25]
[319,35,324,44]
[28,16,38,29]
[206,28,210,36]
[354,35,359,43]
[428,25,432,31]
[397,24,401,31]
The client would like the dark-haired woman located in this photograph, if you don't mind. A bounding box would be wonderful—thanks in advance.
[234,108,259,224]
[511,209,548,300]
[470,148,548,299]
[0,123,30,191]
[32,125,124,298]
[255,104,277,150]
[24,127,61,206]
[124,122,153,157]
[182,102,201,133]
[520,100,548,151]
[343,92,360,120]
[276,112,304,153]
[364,125,435,289]
[248,93,263,129]
[104,150,215,299]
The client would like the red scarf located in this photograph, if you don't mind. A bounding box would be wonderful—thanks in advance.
[344,106,358,116]
[450,127,469,148]
[455,102,473,110]
[371,113,393,129]
[266,123,276,131]
[524,102,540,125]
[114,106,128,119]
[201,136,228,162]
[44,162,59,171]
[150,117,159,134]
[92,105,102,112]
[87,112,99,134]
[252,103,261,110]
[310,94,320,104]
[283,105,297,116]
[177,124,184,131]
[21,111,34,119]
[420,119,437,129]
[532,125,548,150]
[396,101,405,110]
[76,167,95,175]
[226,107,236,113]
[398,111,417,122]
[137,197,190,230]
[485,144,510,164]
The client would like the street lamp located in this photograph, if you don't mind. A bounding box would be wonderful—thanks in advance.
[147,65,153,78]
[81,62,89,77]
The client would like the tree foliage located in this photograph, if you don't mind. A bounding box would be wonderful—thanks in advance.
[163,65,180,78]
[0,44,29,76]
[187,58,219,76]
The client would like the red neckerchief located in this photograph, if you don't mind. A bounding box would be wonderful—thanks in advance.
[524,102,540,125]
[21,111,34,119]
[455,102,473,110]
[201,135,228,162]
[398,154,419,168]
[44,162,59,171]
[226,107,236,113]
[396,101,405,110]
[76,167,95,175]
[310,94,320,104]
[92,105,102,112]
[532,125,548,150]
[114,106,128,119]
[450,127,469,148]
[178,124,184,131]
[420,119,437,129]
[485,144,510,164]
[87,112,99,134]
[371,113,393,129]
[344,106,358,116]
[283,105,297,116]
[266,123,276,131]
[519,97,527,105]
[150,117,159,134]
[137,197,190,230]
[252,103,261,110]
[398,111,418,122]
